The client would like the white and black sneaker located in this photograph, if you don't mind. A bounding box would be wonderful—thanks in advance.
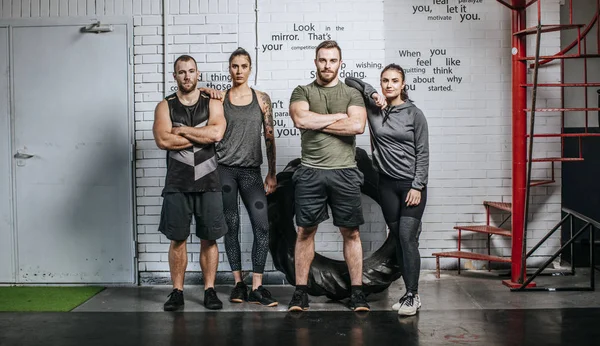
[393,292,421,316]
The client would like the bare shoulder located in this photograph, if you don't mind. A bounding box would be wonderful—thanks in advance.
[155,99,168,113]
[255,89,271,101]
[254,89,272,111]
[153,100,171,130]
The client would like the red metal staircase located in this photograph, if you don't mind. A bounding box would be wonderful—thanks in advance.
[433,0,600,287]
[434,201,512,279]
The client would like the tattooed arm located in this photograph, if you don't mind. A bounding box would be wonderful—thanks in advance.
[257,90,277,195]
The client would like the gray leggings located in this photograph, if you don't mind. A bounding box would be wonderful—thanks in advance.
[218,165,269,274]
[378,174,427,294]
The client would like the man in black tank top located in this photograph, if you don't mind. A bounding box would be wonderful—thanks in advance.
[153,55,228,311]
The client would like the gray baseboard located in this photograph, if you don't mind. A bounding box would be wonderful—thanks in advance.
[140,271,289,286]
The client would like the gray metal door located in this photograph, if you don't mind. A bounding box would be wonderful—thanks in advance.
[0,27,14,283]
[12,24,134,283]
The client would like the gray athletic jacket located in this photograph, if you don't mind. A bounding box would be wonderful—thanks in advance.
[345,77,429,190]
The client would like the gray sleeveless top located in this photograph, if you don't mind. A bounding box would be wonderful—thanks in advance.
[216,88,264,167]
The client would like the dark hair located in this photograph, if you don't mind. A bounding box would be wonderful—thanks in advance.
[315,40,342,60]
[381,63,409,101]
[229,47,252,67]
[173,55,197,73]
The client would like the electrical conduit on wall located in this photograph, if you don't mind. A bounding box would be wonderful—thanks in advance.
[163,0,169,97]
[254,0,259,86]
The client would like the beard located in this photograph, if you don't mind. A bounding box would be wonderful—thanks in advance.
[317,68,338,84]
[177,79,198,94]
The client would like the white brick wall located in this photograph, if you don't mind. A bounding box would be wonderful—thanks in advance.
[384,0,563,269]
[250,0,386,263]
[1,0,566,276]
[135,1,240,274]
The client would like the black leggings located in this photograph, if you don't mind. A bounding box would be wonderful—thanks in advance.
[218,165,270,274]
[378,174,427,294]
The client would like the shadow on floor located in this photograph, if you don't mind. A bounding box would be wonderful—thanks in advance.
[1,309,600,346]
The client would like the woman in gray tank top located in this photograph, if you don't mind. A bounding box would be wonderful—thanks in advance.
[213,48,278,307]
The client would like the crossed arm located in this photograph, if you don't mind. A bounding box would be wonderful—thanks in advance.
[152,100,193,150]
[289,101,366,136]
[152,99,226,150]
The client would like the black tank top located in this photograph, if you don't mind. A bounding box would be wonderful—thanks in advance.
[163,92,221,193]
[216,88,263,167]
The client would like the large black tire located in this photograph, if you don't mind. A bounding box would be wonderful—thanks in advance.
[267,147,402,300]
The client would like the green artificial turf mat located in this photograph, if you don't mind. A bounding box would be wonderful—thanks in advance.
[0,286,105,312]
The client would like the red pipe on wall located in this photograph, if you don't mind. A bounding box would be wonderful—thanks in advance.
[504,0,529,288]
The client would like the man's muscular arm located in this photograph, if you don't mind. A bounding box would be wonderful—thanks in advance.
[174,99,227,144]
[319,105,366,136]
[153,100,193,150]
[290,101,347,130]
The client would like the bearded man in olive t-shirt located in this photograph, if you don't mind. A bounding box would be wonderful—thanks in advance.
[287,40,369,313]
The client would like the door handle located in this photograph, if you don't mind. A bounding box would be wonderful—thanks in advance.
[14,152,34,159]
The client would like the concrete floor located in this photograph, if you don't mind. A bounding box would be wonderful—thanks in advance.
[3,309,600,346]
[74,270,600,312]
[2,270,600,346]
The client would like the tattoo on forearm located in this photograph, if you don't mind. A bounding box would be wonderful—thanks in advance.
[261,92,276,174]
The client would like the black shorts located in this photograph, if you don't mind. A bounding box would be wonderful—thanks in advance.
[158,192,228,241]
[293,165,364,228]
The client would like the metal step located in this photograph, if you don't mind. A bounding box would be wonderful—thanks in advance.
[530,179,555,187]
[453,225,512,237]
[513,24,585,36]
[483,201,512,213]
[521,83,600,88]
[432,251,512,263]
[524,107,600,112]
[519,53,600,61]
[531,157,584,162]
[527,133,600,138]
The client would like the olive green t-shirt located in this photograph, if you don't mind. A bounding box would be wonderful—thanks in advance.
[290,81,365,169]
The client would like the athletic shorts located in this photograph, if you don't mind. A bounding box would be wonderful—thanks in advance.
[293,165,364,228]
[158,192,228,241]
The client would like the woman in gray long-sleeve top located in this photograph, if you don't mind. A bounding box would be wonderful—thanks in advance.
[346,64,429,317]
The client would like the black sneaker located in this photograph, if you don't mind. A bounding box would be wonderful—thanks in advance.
[229,282,248,303]
[248,286,278,307]
[348,290,370,312]
[287,289,309,312]
[163,289,184,311]
[204,288,223,310]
